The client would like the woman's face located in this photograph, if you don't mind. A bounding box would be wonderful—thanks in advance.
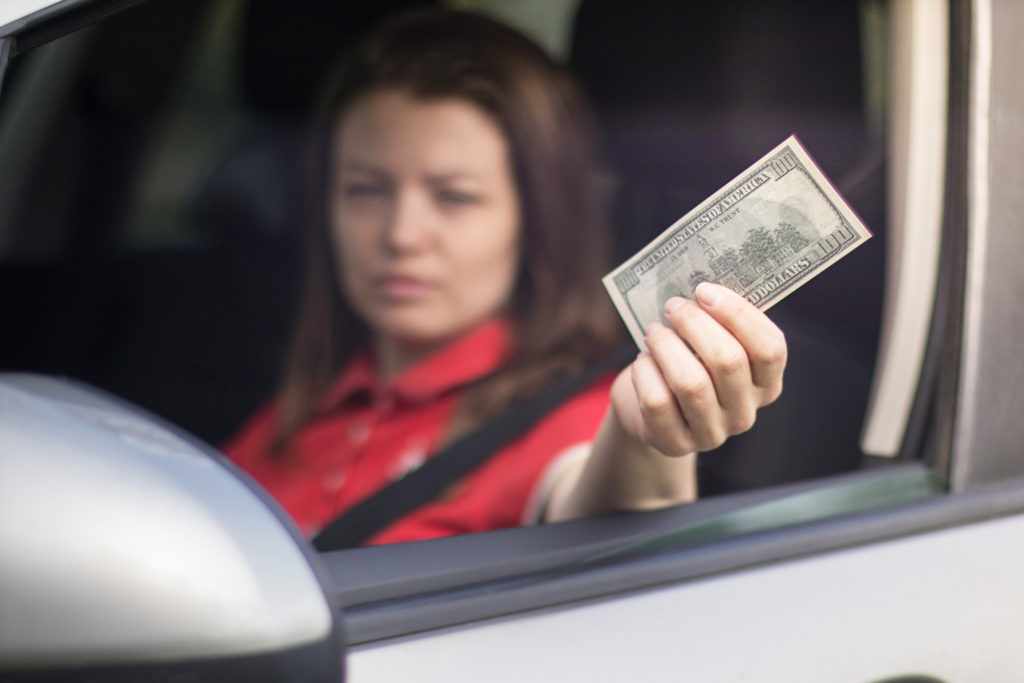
[330,89,521,355]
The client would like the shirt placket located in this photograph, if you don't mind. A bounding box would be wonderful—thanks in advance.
[374,390,430,483]
[322,397,383,508]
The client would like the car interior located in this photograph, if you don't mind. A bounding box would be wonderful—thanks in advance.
[0,0,891,473]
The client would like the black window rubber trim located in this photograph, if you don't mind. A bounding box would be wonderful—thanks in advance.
[0,36,11,98]
[0,0,147,52]
[324,464,1024,645]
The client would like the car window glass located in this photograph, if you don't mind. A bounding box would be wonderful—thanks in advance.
[0,0,943,556]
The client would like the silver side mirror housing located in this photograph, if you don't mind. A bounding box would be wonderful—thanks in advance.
[0,374,343,681]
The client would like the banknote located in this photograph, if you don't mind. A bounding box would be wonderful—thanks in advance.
[603,135,872,350]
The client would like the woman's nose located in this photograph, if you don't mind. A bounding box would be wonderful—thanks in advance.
[383,190,431,252]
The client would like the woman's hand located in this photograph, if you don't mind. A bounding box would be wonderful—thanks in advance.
[611,282,787,457]
[544,282,786,523]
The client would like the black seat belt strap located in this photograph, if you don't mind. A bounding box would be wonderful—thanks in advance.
[312,346,633,551]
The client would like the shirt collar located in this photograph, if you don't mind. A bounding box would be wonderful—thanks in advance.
[319,319,510,411]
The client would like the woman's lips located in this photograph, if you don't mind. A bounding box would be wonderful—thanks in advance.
[376,275,434,299]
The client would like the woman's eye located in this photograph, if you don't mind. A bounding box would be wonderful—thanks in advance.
[342,183,386,199]
[437,189,478,206]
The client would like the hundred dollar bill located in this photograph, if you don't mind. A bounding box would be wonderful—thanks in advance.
[603,135,872,350]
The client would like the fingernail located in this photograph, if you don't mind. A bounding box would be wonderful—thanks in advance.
[664,297,686,314]
[645,321,665,336]
[695,282,721,307]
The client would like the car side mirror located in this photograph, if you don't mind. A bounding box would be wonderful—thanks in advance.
[0,374,343,681]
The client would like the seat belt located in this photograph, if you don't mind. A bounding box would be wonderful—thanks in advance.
[312,346,633,551]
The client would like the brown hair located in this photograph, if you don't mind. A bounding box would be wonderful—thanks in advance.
[272,9,621,451]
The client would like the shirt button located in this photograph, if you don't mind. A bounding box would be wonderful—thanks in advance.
[348,421,370,445]
[324,467,346,492]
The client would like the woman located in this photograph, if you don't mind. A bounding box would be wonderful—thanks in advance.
[224,9,786,545]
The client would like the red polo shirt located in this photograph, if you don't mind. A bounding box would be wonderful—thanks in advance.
[223,321,614,545]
